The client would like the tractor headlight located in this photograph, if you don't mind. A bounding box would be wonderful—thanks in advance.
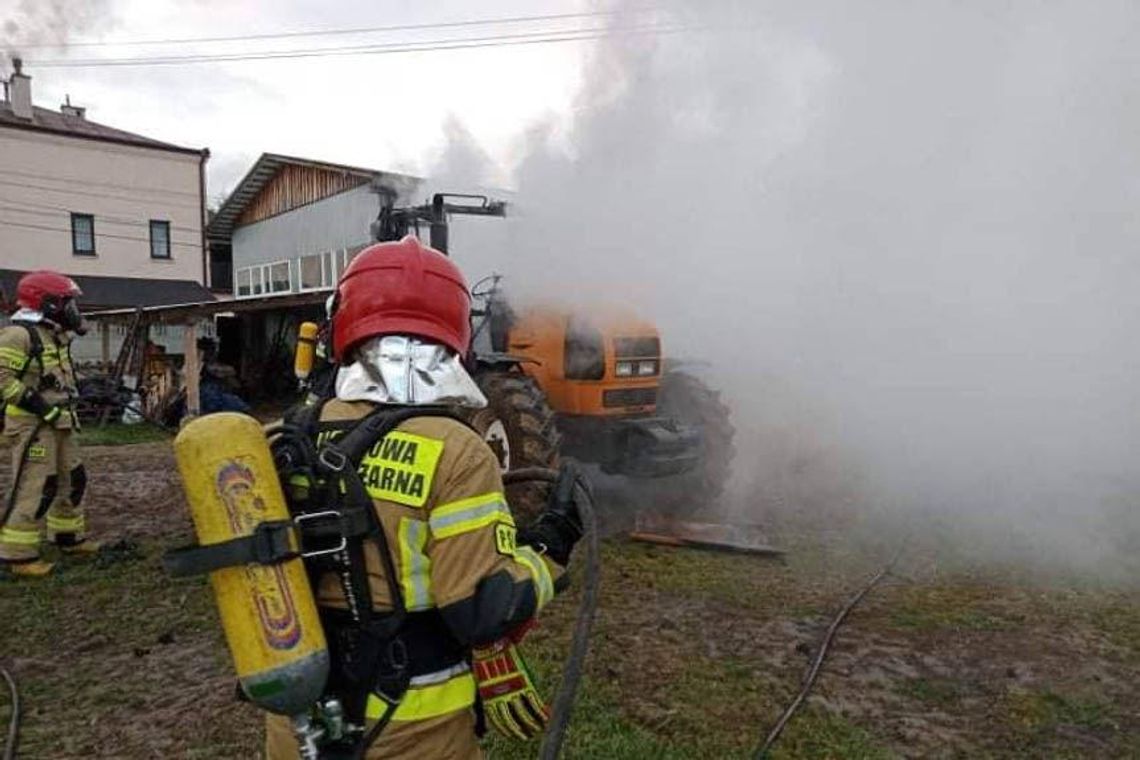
[637,361,658,376]
[615,361,634,377]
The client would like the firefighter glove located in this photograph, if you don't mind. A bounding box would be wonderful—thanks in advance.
[472,635,549,740]
[19,387,60,422]
[518,462,585,566]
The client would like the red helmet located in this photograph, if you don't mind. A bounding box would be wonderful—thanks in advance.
[332,236,470,361]
[17,270,81,311]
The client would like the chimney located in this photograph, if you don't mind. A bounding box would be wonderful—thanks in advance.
[9,57,32,120]
[60,94,85,120]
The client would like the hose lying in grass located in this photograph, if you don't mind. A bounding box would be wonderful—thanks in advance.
[502,466,600,760]
[754,548,904,759]
[1,666,19,760]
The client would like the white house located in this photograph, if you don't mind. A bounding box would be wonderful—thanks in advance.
[0,60,215,359]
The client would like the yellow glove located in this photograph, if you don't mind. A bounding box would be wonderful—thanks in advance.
[472,634,549,740]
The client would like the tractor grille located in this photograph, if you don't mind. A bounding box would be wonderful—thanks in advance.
[613,336,660,359]
[603,387,658,408]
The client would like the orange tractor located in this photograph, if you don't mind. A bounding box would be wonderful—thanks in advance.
[369,194,736,519]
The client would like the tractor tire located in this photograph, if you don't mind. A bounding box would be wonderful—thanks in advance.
[649,370,736,517]
[469,369,561,524]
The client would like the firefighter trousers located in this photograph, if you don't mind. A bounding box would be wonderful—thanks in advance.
[0,418,87,562]
[265,709,484,760]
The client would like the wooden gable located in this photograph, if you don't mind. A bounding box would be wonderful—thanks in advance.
[236,163,369,227]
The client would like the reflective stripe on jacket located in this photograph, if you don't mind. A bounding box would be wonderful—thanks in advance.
[0,323,77,428]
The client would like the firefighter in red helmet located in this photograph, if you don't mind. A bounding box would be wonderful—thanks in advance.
[0,270,97,576]
[264,236,583,759]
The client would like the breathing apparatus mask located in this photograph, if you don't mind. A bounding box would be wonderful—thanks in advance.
[42,294,86,335]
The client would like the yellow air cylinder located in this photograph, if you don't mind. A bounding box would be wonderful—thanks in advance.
[174,412,329,716]
[295,322,320,381]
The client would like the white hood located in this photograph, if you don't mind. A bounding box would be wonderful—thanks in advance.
[9,308,43,323]
[335,334,487,408]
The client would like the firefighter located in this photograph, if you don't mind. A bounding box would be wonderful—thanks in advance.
[0,270,96,576]
[264,236,583,759]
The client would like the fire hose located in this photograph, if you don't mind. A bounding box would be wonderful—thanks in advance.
[1,666,19,760]
[502,466,600,760]
[753,546,905,759]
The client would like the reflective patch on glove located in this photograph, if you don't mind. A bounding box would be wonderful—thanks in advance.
[494,522,517,557]
[472,638,549,740]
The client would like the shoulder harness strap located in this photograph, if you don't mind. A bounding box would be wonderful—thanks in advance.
[11,321,44,382]
[312,406,461,620]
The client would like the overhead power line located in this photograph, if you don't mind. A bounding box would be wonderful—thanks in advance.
[0,216,201,249]
[0,177,202,207]
[0,167,201,199]
[26,22,706,69]
[9,9,639,49]
[0,199,201,234]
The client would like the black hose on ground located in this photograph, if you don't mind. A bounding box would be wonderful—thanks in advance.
[502,466,600,760]
[1,666,19,760]
[754,547,905,760]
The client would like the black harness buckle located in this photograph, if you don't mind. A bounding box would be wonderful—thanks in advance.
[294,510,349,558]
[162,519,298,578]
[250,520,298,564]
[373,638,411,704]
[318,447,349,473]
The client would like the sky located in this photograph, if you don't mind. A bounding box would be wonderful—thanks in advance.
[0,0,596,204]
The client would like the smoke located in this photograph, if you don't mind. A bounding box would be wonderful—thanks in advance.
[474,0,1140,577]
[0,0,116,67]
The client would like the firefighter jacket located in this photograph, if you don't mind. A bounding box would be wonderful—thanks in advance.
[311,398,562,754]
[0,322,78,429]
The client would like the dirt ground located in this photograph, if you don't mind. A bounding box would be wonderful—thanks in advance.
[2,437,1139,758]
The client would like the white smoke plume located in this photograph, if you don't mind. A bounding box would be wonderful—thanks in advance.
[0,0,116,67]
[466,0,1140,578]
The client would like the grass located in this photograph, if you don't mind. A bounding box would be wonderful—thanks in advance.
[1088,601,1140,659]
[0,540,258,757]
[1000,689,1121,757]
[887,586,1017,632]
[2,442,1138,758]
[608,540,814,616]
[895,677,968,707]
[772,709,895,760]
[77,421,172,446]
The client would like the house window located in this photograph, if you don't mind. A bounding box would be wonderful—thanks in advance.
[71,213,95,256]
[149,220,171,259]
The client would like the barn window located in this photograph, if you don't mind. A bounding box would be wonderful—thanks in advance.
[299,252,334,290]
[235,267,253,297]
[267,261,291,293]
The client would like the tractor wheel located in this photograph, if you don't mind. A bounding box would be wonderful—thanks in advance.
[649,370,736,517]
[470,370,561,523]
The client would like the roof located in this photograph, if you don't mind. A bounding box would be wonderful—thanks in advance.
[83,288,331,324]
[207,152,417,241]
[0,269,215,311]
[0,101,205,156]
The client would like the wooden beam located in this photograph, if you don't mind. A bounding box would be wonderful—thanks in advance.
[100,321,110,364]
[183,322,201,421]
